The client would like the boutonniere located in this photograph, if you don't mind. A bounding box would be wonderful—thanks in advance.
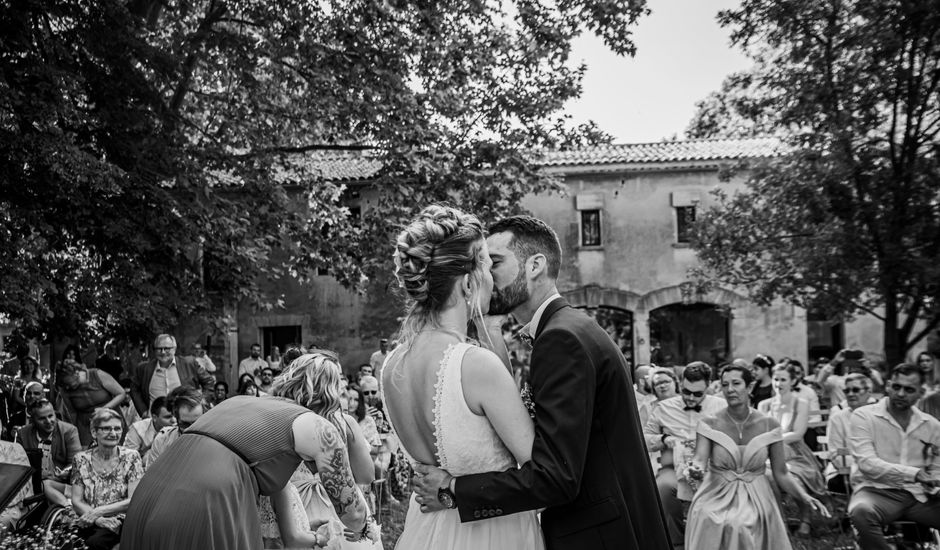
[922,440,939,463]
[520,383,535,420]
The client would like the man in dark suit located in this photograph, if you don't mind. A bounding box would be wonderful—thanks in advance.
[414,216,671,549]
[129,334,215,417]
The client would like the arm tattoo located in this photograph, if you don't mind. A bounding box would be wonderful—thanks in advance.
[316,425,367,530]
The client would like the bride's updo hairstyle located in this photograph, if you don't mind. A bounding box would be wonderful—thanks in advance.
[393,204,486,345]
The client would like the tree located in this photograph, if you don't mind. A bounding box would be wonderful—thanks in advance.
[687,0,940,365]
[0,0,648,345]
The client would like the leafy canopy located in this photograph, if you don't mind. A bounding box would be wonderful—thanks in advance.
[0,0,648,343]
[688,0,940,362]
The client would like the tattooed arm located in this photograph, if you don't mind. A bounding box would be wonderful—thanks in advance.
[293,412,368,533]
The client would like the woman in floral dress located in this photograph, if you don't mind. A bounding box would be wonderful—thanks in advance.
[71,409,144,550]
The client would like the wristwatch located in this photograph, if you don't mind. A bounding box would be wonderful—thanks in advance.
[437,484,457,509]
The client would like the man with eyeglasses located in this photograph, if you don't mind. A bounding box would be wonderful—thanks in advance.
[849,363,940,550]
[825,373,874,493]
[16,399,81,507]
[643,362,725,548]
[143,386,206,469]
[129,334,215,418]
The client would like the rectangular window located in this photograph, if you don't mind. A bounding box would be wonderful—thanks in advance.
[675,206,696,244]
[580,209,601,247]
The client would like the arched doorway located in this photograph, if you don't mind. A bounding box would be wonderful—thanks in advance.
[649,303,730,368]
[576,306,635,367]
[563,285,640,368]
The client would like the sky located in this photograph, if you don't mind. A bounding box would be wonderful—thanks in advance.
[564,0,751,144]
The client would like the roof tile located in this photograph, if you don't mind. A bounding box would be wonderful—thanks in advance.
[538,137,780,166]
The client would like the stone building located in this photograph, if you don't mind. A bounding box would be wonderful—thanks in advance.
[225,137,894,379]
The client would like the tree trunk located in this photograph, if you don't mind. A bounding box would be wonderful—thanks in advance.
[883,299,905,367]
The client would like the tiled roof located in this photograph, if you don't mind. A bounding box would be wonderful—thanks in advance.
[294,150,383,181]
[210,138,781,185]
[538,137,781,167]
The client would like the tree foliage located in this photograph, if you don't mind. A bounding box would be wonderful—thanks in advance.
[0,0,648,343]
[688,0,940,363]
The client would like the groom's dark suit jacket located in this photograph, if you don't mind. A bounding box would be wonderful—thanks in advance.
[455,298,672,549]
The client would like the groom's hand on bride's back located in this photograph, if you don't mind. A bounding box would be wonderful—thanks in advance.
[413,463,452,513]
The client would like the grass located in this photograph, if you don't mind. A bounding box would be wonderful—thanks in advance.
[377,494,857,550]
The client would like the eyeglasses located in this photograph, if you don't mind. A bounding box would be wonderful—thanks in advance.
[362,390,378,395]
[155,347,176,352]
[653,379,674,386]
[890,383,919,395]
[680,389,705,398]
[95,426,123,433]
[844,387,867,394]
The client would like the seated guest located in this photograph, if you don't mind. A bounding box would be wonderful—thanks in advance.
[238,378,260,397]
[116,378,140,434]
[124,397,175,461]
[212,380,229,405]
[56,358,126,447]
[0,419,32,529]
[643,362,725,547]
[143,386,205,469]
[23,381,45,408]
[72,409,144,550]
[16,398,81,507]
[686,364,829,549]
[749,354,775,407]
[258,367,275,394]
[633,365,657,426]
[849,363,940,550]
[758,363,827,536]
[825,373,873,493]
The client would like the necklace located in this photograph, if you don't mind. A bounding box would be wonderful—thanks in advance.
[726,408,753,440]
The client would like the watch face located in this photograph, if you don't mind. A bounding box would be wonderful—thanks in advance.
[438,487,456,509]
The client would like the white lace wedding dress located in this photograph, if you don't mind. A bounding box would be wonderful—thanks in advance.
[387,342,545,550]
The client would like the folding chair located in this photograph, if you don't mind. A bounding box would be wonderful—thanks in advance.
[885,521,940,550]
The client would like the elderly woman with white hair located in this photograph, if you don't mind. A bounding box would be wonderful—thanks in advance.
[121,349,370,550]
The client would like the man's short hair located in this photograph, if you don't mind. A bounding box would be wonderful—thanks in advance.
[28,398,53,414]
[891,362,925,384]
[166,386,204,416]
[154,334,176,347]
[489,216,562,279]
[682,362,711,384]
[251,343,261,349]
[215,380,229,391]
[261,367,274,376]
[150,396,169,416]
[845,372,871,390]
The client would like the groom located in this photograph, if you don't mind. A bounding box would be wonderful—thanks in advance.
[414,216,672,549]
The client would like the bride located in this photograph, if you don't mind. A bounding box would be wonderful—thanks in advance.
[381,205,545,550]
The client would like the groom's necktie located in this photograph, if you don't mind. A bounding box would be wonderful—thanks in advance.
[683,405,702,413]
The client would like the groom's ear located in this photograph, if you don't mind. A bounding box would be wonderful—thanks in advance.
[527,253,548,279]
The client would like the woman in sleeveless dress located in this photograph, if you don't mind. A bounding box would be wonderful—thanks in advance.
[258,351,381,549]
[685,364,829,550]
[757,362,827,536]
[382,205,544,550]
[121,352,370,550]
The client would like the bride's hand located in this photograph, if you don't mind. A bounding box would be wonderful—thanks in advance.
[412,463,452,513]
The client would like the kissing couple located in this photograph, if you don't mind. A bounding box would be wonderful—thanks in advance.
[380,205,672,550]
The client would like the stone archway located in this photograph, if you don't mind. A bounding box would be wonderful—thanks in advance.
[634,283,747,366]
[563,285,641,367]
